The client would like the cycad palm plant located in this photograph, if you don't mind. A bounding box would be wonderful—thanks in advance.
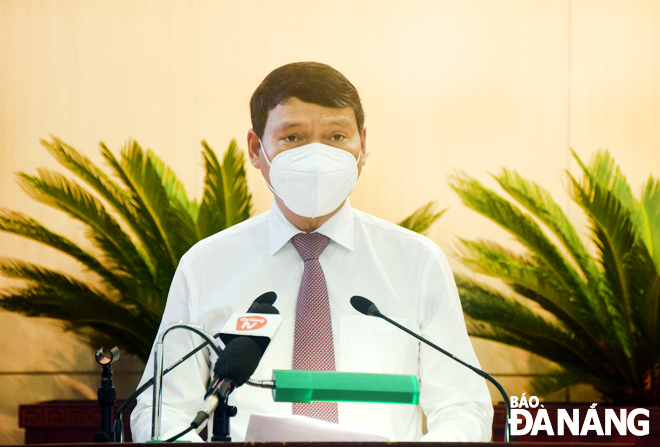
[0,137,252,361]
[450,150,660,406]
[1,137,443,363]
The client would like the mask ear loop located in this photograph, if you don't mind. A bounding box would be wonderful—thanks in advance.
[259,140,286,203]
[259,140,274,167]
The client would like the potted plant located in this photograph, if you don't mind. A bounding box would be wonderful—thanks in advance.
[450,150,659,445]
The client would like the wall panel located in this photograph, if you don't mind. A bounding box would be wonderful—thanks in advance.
[1,0,659,443]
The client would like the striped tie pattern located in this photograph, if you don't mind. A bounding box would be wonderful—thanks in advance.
[291,232,339,423]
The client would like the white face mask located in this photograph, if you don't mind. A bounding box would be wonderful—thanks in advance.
[260,141,360,218]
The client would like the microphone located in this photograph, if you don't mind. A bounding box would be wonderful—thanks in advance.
[350,295,379,316]
[191,336,263,428]
[248,291,277,310]
[218,294,282,355]
[113,292,278,442]
[191,293,276,431]
[350,295,515,443]
[246,292,279,316]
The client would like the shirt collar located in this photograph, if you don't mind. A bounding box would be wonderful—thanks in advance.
[268,198,355,255]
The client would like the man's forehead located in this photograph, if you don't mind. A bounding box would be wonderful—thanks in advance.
[265,98,357,132]
[272,116,354,130]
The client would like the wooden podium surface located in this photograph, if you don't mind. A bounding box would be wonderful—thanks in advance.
[0,443,637,447]
[17,401,647,446]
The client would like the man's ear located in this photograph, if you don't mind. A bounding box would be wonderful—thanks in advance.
[359,127,367,166]
[247,129,261,168]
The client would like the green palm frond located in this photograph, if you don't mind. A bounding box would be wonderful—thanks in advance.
[148,150,200,243]
[118,141,191,269]
[1,284,155,360]
[450,173,606,337]
[42,137,136,218]
[0,138,255,361]
[456,239,588,332]
[100,142,182,303]
[214,140,252,228]
[456,276,603,374]
[574,149,647,246]
[197,140,252,239]
[567,171,638,358]
[495,169,605,293]
[0,259,155,351]
[451,150,660,405]
[17,170,152,281]
[0,209,122,292]
[397,201,446,235]
[641,177,660,270]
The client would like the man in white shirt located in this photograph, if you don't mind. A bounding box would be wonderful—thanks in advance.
[130,62,493,442]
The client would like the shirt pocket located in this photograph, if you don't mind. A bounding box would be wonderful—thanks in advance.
[338,314,414,375]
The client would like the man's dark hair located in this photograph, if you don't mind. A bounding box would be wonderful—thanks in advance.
[250,62,364,139]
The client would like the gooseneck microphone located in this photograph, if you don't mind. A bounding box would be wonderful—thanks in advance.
[350,295,515,443]
[113,292,278,442]
[190,336,263,428]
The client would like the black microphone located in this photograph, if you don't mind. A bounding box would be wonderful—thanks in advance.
[350,295,515,443]
[252,291,277,305]
[219,292,280,355]
[191,336,263,428]
[246,291,278,315]
[350,295,380,316]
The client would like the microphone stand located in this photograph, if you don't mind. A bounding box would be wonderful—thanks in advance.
[151,322,223,441]
[113,333,223,442]
[374,310,515,442]
[211,401,237,442]
[93,347,120,443]
[351,295,514,443]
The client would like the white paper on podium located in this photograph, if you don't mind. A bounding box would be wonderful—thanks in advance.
[245,413,390,442]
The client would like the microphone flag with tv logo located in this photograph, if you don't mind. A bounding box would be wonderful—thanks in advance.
[219,312,283,355]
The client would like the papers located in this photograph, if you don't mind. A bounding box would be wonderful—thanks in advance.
[245,413,390,442]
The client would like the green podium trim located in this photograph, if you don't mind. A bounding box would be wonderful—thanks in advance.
[271,370,420,405]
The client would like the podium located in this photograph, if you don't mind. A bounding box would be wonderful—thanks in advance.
[1,443,638,447]
[17,401,647,446]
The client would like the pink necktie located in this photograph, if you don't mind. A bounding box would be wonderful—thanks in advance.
[291,232,339,423]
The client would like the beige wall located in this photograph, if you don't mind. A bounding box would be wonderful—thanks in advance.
[1,0,659,443]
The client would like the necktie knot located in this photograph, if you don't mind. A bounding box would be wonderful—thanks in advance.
[291,232,330,261]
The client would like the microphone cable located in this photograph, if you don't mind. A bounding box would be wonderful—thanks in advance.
[112,334,222,442]
[164,425,195,442]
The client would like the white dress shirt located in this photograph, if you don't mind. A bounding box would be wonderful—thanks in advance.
[130,199,493,442]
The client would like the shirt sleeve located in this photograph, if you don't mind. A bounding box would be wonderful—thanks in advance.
[130,255,211,443]
[417,247,494,442]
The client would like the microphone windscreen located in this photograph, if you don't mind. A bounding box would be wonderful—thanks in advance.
[214,337,263,387]
[350,295,375,316]
[247,302,279,315]
[254,291,277,306]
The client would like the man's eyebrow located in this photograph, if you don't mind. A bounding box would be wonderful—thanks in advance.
[325,117,352,127]
[274,122,305,131]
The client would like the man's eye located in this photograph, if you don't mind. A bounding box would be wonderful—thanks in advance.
[285,135,298,142]
[332,134,345,141]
